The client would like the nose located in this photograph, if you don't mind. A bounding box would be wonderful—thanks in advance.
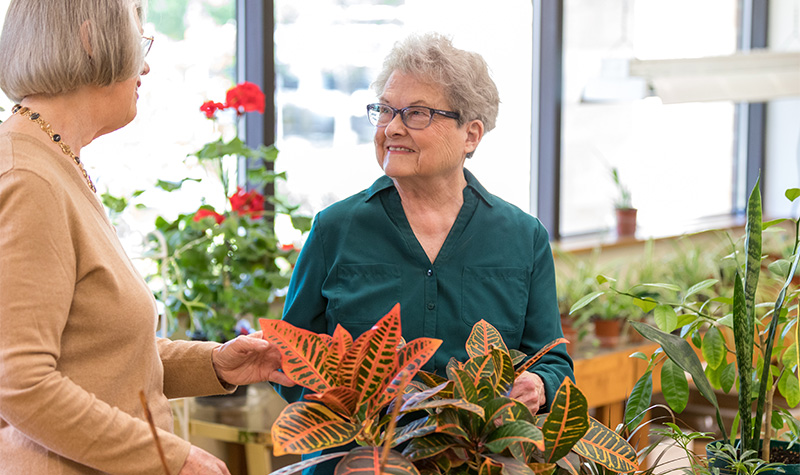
[383,111,406,137]
[141,60,150,76]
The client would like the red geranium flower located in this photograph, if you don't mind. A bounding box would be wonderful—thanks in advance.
[193,207,225,225]
[229,187,265,218]
[225,82,266,114]
[200,101,227,119]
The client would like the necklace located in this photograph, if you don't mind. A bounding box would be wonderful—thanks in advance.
[11,104,96,193]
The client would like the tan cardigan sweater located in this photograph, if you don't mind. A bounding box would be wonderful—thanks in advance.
[0,132,230,474]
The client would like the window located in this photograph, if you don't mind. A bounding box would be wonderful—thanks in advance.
[559,0,739,238]
[273,0,534,226]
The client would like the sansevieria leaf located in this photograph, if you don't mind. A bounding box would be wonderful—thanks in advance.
[271,402,360,456]
[335,446,420,475]
[540,378,589,463]
[571,417,639,473]
[259,318,335,392]
[466,319,509,357]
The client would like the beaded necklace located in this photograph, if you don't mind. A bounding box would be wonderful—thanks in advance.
[12,104,96,193]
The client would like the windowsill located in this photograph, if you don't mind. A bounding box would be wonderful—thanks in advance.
[554,214,747,254]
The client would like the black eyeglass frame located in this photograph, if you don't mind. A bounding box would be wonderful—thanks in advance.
[366,103,460,130]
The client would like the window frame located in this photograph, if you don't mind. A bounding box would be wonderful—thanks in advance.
[241,0,768,241]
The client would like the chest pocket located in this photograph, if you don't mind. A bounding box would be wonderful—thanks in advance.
[461,266,528,333]
[333,264,402,329]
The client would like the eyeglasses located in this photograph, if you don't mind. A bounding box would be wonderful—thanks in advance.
[141,35,154,58]
[366,103,460,130]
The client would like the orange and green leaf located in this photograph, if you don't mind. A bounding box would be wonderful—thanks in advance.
[352,304,405,413]
[539,378,589,463]
[335,446,420,475]
[571,417,639,473]
[303,386,360,418]
[271,402,360,456]
[466,319,509,357]
[515,338,569,376]
[259,318,335,392]
[373,337,442,411]
[324,324,353,378]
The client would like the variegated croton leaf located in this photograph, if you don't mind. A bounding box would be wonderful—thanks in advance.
[271,401,360,456]
[335,446,421,475]
[466,319,509,357]
[259,318,336,392]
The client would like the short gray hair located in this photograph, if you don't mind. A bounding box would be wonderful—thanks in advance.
[372,32,500,133]
[0,0,147,104]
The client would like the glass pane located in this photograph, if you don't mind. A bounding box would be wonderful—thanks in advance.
[0,1,238,260]
[560,0,738,238]
[274,0,533,228]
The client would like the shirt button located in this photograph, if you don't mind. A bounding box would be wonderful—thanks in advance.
[426,269,433,277]
[427,302,435,310]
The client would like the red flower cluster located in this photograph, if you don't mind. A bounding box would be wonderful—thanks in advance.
[225,82,266,114]
[229,187,265,219]
[193,208,225,224]
[198,82,266,119]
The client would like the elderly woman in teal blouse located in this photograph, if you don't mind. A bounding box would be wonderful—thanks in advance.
[279,32,573,420]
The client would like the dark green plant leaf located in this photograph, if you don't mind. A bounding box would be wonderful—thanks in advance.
[733,272,754,450]
[430,410,470,441]
[629,321,727,441]
[485,454,539,475]
[477,456,504,475]
[702,326,727,370]
[660,358,689,413]
[390,417,437,448]
[624,370,653,428]
[779,371,800,407]
[450,369,479,404]
[720,362,736,393]
[403,433,459,461]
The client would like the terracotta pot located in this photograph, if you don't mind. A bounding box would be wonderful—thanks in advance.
[616,208,637,237]
[593,318,623,348]
[560,314,579,355]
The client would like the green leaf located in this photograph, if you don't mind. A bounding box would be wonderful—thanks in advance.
[720,362,736,393]
[683,279,719,301]
[783,343,799,370]
[660,358,689,413]
[629,352,648,361]
[466,320,509,358]
[624,371,653,428]
[779,371,800,408]
[629,321,727,441]
[270,402,359,456]
[786,188,800,202]
[654,305,678,333]
[155,177,201,192]
[702,326,727,370]
[569,291,605,315]
[632,297,658,313]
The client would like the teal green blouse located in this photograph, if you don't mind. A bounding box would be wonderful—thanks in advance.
[277,169,573,409]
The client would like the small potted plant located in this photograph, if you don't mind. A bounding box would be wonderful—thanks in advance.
[611,166,637,237]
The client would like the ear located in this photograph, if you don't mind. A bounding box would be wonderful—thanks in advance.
[464,119,485,157]
[80,20,93,58]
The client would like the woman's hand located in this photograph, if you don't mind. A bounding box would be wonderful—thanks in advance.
[510,372,546,414]
[211,332,294,387]
[179,446,231,475]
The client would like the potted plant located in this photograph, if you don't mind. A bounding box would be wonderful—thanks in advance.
[146,82,311,342]
[260,305,639,474]
[577,183,800,470]
[611,166,637,237]
[554,247,603,352]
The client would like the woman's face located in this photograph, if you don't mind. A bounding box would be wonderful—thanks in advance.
[374,71,481,183]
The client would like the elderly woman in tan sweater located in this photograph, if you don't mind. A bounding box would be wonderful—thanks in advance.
[0,1,292,474]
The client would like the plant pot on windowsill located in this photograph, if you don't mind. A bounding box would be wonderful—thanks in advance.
[615,207,637,237]
[593,317,624,348]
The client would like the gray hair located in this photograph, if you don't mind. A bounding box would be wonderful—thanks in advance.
[0,0,147,104]
[372,32,500,133]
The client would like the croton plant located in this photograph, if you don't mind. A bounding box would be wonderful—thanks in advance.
[260,305,639,475]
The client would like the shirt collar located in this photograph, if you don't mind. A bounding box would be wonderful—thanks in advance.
[365,168,495,207]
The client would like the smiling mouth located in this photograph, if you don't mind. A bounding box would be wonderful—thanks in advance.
[387,146,415,153]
